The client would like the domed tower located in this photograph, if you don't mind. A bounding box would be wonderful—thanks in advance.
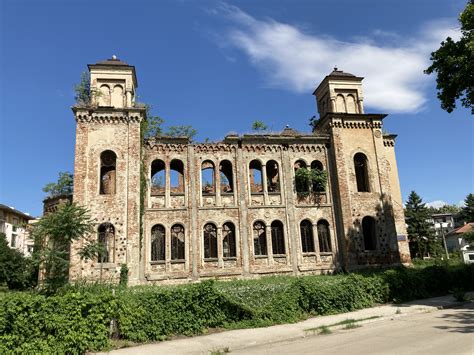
[70,57,146,284]
[313,68,410,269]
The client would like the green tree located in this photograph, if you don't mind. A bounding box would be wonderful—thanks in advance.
[74,71,100,106]
[0,233,36,290]
[166,125,197,141]
[32,202,94,293]
[425,1,474,113]
[460,193,474,222]
[143,104,165,138]
[78,240,107,282]
[42,171,74,198]
[252,120,268,131]
[405,191,437,258]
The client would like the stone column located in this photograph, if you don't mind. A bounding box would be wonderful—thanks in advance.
[216,163,221,206]
[313,222,321,262]
[165,161,170,208]
[217,226,223,268]
[262,163,269,205]
[236,147,250,275]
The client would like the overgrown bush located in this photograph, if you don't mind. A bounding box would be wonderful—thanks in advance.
[1,264,473,353]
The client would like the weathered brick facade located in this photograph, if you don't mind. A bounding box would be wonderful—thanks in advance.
[69,58,410,285]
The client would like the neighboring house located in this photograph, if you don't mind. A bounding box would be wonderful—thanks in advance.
[69,57,411,285]
[0,204,36,256]
[445,222,473,252]
[427,212,464,237]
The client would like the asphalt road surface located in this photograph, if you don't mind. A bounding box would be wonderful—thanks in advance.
[232,302,474,355]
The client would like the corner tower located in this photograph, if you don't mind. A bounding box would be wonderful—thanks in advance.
[70,57,145,284]
[313,69,410,269]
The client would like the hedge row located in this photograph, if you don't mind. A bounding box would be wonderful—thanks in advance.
[1,264,473,354]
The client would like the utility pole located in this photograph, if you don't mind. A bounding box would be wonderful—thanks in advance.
[440,222,449,260]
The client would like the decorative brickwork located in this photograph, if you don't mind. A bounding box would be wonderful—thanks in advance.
[69,60,411,285]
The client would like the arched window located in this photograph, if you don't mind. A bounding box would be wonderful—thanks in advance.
[201,160,215,195]
[311,160,325,192]
[170,159,184,194]
[100,150,116,195]
[253,221,267,256]
[346,94,357,113]
[249,160,263,193]
[203,223,217,259]
[151,159,166,196]
[171,224,185,260]
[99,84,111,106]
[151,224,165,262]
[300,220,314,253]
[271,220,285,255]
[317,220,331,253]
[111,84,124,108]
[266,160,280,192]
[220,160,234,194]
[354,153,370,192]
[362,216,377,251]
[98,223,115,263]
[336,94,345,112]
[223,222,236,258]
[294,160,309,194]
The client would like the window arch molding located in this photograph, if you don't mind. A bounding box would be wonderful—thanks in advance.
[353,152,371,193]
[249,159,264,194]
[316,219,332,253]
[150,224,166,262]
[252,220,267,256]
[222,221,237,258]
[219,159,234,194]
[300,219,315,253]
[99,149,117,195]
[361,216,377,251]
[97,222,115,263]
[270,220,286,255]
[201,159,216,195]
[203,222,218,259]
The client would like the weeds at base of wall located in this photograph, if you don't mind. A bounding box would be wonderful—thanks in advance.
[0,264,473,353]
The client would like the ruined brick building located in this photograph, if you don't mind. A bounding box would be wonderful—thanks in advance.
[69,57,411,285]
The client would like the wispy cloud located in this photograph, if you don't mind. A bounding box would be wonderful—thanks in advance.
[210,3,460,113]
[426,200,448,208]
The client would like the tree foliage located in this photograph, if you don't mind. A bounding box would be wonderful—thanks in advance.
[0,233,36,290]
[74,71,100,107]
[460,193,474,222]
[425,1,474,113]
[32,202,94,293]
[405,191,438,258]
[166,125,197,140]
[295,167,328,197]
[42,171,73,198]
[251,120,268,131]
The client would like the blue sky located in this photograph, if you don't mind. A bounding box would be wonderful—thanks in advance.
[0,0,472,217]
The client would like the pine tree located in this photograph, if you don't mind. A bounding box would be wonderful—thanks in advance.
[405,191,436,258]
[460,193,474,222]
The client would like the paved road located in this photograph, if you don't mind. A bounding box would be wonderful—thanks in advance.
[233,302,474,355]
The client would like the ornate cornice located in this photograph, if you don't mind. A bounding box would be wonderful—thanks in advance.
[288,144,325,153]
[194,144,236,153]
[145,142,187,153]
[243,145,283,153]
[75,111,143,124]
[329,120,382,129]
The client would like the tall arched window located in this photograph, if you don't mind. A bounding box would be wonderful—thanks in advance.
[362,216,377,251]
[170,159,184,194]
[354,153,370,192]
[253,221,267,256]
[271,220,285,255]
[317,220,331,253]
[100,150,116,195]
[346,94,357,113]
[98,223,115,263]
[201,160,215,195]
[249,160,263,193]
[203,223,217,259]
[223,222,236,258]
[151,159,166,195]
[266,160,280,192]
[220,160,234,194]
[171,224,185,260]
[111,84,124,108]
[311,160,325,192]
[336,94,345,112]
[300,220,315,253]
[99,84,111,106]
[294,160,309,194]
[151,224,165,262]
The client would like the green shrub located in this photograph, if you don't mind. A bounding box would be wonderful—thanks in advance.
[1,264,473,353]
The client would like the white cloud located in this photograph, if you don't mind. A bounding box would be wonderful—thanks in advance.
[211,3,460,113]
[426,200,448,208]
